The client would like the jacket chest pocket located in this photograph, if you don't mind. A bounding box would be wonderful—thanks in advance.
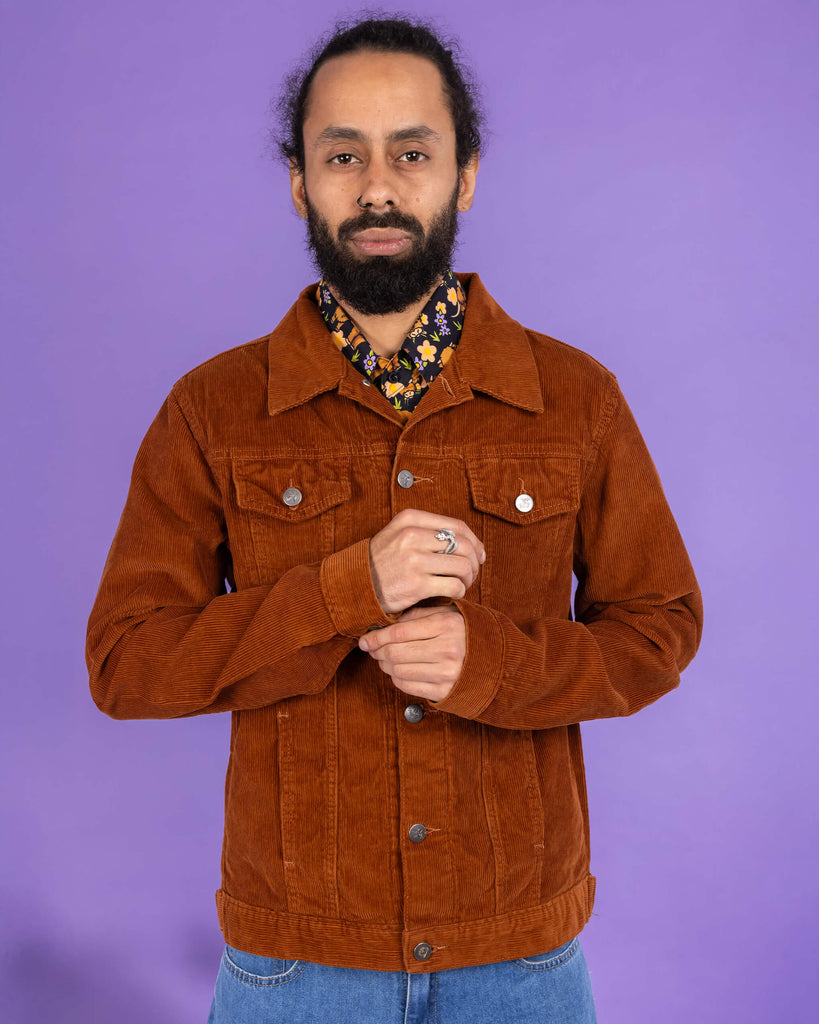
[231,457,351,581]
[466,456,579,617]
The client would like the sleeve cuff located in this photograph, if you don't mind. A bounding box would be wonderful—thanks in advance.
[429,600,505,720]
[319,538,398,638]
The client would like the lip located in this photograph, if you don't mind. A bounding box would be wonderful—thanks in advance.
[349,229,412,256]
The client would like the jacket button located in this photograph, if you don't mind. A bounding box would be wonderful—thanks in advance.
[413,942,433,962]
[408,823,427,843]
[515,493,534,513]
[388,370,400,383]
[404,704,425,723]
[282,487,303,507]
[397,470,414,488]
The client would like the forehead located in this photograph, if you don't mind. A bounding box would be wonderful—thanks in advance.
[304,50,454,141]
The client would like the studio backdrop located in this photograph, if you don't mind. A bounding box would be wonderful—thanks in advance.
[2,1,817,1022]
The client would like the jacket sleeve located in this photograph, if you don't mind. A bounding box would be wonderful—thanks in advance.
[86,387,396,720]
[432,382,703,730]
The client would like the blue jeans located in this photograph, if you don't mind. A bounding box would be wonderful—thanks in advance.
[207,935,597,1023]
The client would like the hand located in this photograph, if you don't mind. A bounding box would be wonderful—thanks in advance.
[359,604,466,703]
[369,509,485,616]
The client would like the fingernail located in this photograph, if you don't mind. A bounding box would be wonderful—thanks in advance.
[359,637,369,651]
[480,550,486,563]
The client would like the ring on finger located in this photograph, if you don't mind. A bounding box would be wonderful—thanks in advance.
[434,528,457,555]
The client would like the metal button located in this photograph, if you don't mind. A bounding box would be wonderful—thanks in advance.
[404,704,425,723]
[397,470,414,489]
[413,942,433,962]
[515,493,534,513]
[408,823,427,843]
[282,487,303,507]
[361,378,372,387]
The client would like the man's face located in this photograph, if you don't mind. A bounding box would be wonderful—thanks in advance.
[290,50,478,315]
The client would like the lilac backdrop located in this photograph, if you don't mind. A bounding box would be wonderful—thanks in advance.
[2,1,817,1021]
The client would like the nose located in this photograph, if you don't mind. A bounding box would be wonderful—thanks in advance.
[355,157,398,211]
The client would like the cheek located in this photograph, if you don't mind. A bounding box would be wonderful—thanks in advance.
[303,171,355,215]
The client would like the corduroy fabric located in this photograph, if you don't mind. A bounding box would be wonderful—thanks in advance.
[87,273,702,973]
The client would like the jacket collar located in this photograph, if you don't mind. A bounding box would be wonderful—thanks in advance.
[267,272,544,416]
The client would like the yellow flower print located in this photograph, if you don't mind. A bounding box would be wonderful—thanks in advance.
[331,330,346,350]
[417,339,438,363]
[420,314,429,325]
[435,301,446,314]
[384,380,403,398]
[446,287,458,306]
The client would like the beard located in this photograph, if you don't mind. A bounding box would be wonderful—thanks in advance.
[303,182,461,316]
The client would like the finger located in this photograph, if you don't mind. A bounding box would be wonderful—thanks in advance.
[369,640,444,664]
[416,552,478,586]
[398,604,459,622]
[369,628,463,667]
[362,615,441,651]
[424,529,481,571]
[400,510,485,562]
[387,662,461,686]
[424,574,470,602]
[399,526,479,574]
[427,538,480,580]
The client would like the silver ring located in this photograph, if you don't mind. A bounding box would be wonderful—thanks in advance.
[434,528,457,555]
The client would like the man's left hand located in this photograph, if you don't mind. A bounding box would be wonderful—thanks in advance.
[359,604,465,703]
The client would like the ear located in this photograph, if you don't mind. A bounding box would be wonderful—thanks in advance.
[289,159,308,220]
[456,153,479,212]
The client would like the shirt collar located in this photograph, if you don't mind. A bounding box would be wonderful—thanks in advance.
[267,273,544,416]
[314,270,466,414]
[314,269,464,369]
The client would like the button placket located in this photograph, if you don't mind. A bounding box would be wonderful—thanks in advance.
[394,615,451,930]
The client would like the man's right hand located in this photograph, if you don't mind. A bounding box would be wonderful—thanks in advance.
[368,509,486,616]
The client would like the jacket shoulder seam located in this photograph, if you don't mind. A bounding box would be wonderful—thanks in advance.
[589,375,621,454]
[170,380,210,455]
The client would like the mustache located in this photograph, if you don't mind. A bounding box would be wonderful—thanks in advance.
[337,209,425,243]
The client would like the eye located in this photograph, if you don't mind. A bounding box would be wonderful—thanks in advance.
[398,150,427,163]
[328,153,358,165]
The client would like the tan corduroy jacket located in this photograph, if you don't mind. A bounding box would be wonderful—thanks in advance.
[87,273,702,973]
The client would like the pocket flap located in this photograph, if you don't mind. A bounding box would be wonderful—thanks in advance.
[466,456,579,524]
[232,457,351,520]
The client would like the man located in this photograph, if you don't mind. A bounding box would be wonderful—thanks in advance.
[87,16,702,1024]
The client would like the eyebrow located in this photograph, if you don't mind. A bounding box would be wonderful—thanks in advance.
[312,125,443,148]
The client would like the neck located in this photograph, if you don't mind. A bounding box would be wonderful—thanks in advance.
[333,280,441,358]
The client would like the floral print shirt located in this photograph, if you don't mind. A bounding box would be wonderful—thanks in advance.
[315,269,467,418]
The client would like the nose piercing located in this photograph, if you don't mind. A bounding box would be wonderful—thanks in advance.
[356,195,370,209]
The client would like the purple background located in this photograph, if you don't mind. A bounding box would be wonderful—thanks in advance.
[2,1,817,1021]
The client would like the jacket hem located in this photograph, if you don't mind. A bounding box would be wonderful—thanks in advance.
[215,873,596,973]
